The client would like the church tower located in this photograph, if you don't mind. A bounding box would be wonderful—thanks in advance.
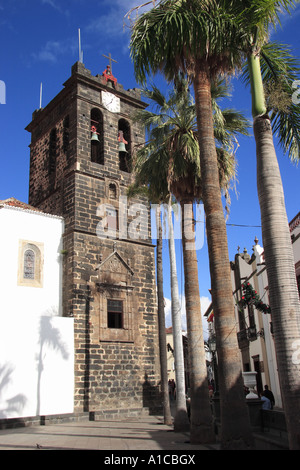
[26,59,161,418]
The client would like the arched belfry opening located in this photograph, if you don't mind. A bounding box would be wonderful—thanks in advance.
[118,118,131,173]
[49,128,57,174]
[91,108,104,165]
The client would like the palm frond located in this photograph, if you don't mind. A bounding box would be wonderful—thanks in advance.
[241,40,300,162]
[130,0,246,84]
[218,109,251,137]
[211,77,233,100]
[131,76,249,208]
[230,0,298,48]
[270,105,300,163]
[261,43,299,82]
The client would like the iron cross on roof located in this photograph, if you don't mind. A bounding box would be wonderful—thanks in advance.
[102,53,117,74]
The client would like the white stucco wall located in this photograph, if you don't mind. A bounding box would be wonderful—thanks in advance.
[0,205,74,419]
[0,206,63,318]
[0,315,74,419]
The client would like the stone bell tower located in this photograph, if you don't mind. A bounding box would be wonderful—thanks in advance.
[26,58,161,418]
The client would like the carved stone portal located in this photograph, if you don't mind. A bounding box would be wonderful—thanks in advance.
[94,250,134,343]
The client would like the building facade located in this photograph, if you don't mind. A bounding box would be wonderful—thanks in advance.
[207,216,300,409]
[229,242,282,407]
[25,61,161,418]
[290,211,300,296]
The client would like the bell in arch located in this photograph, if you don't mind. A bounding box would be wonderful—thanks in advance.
[91,125,100,142]
[118,130,128,152]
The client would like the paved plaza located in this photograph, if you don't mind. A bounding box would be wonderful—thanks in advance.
[0,414,219,453]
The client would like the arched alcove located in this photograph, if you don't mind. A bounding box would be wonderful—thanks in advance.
[91,108,104,164]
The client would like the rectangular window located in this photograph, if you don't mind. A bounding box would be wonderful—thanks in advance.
[106,208,118,232]
[107,299,123,329]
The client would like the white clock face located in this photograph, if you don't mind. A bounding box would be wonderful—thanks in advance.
[102,91,120,113]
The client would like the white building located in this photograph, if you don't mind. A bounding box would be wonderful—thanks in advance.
[0,198,74,420]
[227,241,282,405]
[290,211,300,294]
[252,211,300,407]
[206,210,300,409]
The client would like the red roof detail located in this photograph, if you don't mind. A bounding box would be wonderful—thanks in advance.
[0,197,42,212]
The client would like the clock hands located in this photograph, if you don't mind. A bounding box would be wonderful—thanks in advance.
[102,91,120,113]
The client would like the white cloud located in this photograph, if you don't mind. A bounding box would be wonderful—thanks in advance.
[34,41,62,63]
[31,38,79,64]
[41,0,64,14]
[42,0,59,8]
[85,0,154,37]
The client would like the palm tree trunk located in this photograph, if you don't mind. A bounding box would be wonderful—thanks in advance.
[193,63,253,450]
[167,203,190,432]
[156,206,172,425]
[180,198,214,444]
[249,53,300,450]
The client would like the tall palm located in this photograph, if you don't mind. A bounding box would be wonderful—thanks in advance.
[232,0,300,449]
[166,84,214,443]
[132,85,191,432]
[166,199,190,432]
[156,205,173,426]
[130,0,254,449]
[131,78,250,444]
[127,184,172,426]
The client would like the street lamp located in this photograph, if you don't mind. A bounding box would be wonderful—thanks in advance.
[209,335,217,353]
[208,334,219,396]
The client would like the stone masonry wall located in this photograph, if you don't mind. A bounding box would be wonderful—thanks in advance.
[68,232,161,416]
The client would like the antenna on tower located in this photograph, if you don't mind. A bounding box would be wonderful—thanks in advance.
[39,82,43,109]
[78,28,83,63]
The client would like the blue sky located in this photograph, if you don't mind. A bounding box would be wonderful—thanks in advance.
[0,1,299,334]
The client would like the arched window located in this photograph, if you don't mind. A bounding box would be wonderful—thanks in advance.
[91,108,104,164]
[118,119,131,173]
[18,241,43,288]
[49,128,57,173]
[109,183,117,199]
[24,249,35,279]
[63,115,70,155]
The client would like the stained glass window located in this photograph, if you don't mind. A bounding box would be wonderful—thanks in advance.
[24,249,35,279]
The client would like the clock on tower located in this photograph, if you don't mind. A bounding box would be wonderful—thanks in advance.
[101,90,120,113]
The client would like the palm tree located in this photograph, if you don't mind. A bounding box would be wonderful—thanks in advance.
[132,86,190,432]
[167,200,190,432]
[130,0,254,449]
[156,205,173,426]
[131,78,250,444]
[127,183,172,426]
[232,1,300,449]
